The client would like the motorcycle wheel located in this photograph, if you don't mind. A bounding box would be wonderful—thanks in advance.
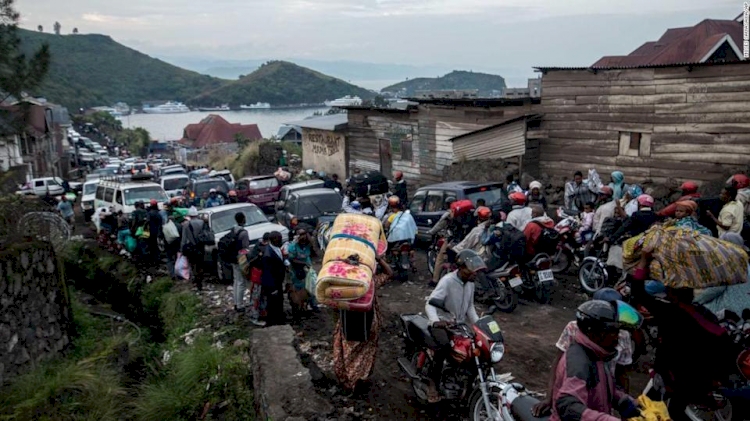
[468,385,502,421]
[409,353,429,405]
[493,283,518,313]
[427,249,437,276]
[535,283,552,304]
[551,249,571,274]
[578,260,608,295]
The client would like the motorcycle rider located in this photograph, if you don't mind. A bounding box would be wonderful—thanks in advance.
[384,196,417,247]
[452,206,493,258]
[425,249,486,403]
[507,191,533,231]
[593,186,616,236]
[428,197,460,287]
[523,204,556,257]
[551,299,641,421]
[392,170,408,205]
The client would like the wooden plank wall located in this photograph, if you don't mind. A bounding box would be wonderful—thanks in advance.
[538,62,750,186]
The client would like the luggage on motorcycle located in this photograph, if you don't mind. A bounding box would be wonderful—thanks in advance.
[450,199,475,219]
[340,308,374,342]
[530,221,560,255]
[489,224,527,262]
[623,225,749,288]
[351,170,389,197]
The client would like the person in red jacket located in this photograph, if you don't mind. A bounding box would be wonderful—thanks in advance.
[658,181,700,218]
[523,204,555,256]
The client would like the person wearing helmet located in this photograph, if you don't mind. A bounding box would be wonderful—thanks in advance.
[427,196,461,287]
[608,194,658,245]
[657,181,701,218]
[205,188,224,208]
[523,204,556,256]
[708,185,744,237]
[227,190,238,204]
[425,249,486,402]
[507,191,533,231]
[729,174,750,190]
[392,170,408,205]
[382,195,402,225]
[593,186,616,236]
[383,195,417,245]
[548,299,641,421]
[452,206,493,259]
[532,290,640,417]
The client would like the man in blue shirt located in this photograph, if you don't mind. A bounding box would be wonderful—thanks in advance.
[57,195,75,229]
[205,189,225,208]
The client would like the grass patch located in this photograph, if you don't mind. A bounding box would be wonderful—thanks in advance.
[160,290,202,340]
[134,337,254,421]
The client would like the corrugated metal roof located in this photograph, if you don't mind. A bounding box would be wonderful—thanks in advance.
[285,114,348,131]
[406,97,539,106]
[534,58,750,72]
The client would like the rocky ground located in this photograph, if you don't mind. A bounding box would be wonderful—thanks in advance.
[75,212,652,420]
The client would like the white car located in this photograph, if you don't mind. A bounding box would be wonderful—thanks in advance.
[160,174,189,198]
[80,179,99,221]
[198,203,289,277]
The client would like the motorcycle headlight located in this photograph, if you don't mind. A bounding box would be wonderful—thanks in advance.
[490,343,505,363]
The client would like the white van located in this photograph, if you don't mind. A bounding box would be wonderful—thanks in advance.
[80,178,99,221]
[160,174,189,198]
[95,174,169,215]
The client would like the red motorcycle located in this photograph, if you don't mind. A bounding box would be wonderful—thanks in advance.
[398,298,508,419]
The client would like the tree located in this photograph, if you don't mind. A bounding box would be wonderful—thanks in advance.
[37,25,42,32]
[72,27,78,34]
[372,95,388,108]
[0,1,50,103]
[53,21,60,35]
[234,132,249,151]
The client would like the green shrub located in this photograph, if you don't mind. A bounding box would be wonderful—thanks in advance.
[141,278,174,316]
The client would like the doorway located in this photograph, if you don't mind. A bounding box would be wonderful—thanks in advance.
[379,138,392,176]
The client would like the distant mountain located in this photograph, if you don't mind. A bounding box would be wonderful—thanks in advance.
[190,61,375,106]
[381,70,507,96]
[16,29,227,110]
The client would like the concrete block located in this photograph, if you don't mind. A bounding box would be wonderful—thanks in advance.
[251,325,332,420]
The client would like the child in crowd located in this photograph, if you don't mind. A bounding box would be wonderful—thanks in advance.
[576,202,595,244]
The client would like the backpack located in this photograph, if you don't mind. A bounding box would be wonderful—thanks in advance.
[531,221,559,255]
[489,224,527,262]
[217,227,242,264]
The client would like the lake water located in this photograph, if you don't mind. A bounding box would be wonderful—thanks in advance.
[122,107,330,141]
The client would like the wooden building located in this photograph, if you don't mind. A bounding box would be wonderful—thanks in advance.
[344,98,540,189]
[534,60,750,185]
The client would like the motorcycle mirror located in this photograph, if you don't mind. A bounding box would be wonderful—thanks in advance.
[428,298,449,312]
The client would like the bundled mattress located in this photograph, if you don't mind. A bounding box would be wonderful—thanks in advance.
[316,214,386,310]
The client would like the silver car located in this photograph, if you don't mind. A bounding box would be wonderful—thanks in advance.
[198,203,289,279]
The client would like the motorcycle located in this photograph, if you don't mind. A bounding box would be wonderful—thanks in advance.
[478,261,522,313]
[427,229,451,277]
[551,208,582,274]
[578,238,610,295]
[398,299,547,420]
[388,240,416,281]
[522,253,555,304]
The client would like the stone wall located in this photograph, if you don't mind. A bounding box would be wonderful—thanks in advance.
[0,241,71,385]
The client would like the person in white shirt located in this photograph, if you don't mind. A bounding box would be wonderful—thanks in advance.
[506,192,532,231]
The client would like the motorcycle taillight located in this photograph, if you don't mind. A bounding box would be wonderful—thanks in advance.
[536,260,551,270]
[400,243,410,252]
[510,267,521,277]
[737,349,750,380]
[437,238,445,248]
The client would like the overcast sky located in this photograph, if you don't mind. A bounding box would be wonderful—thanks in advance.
[17,0,740,84]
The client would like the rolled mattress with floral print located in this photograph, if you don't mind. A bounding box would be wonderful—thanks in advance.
[322,214,387,267]
[320,278,374,311]
[316,260,373,302]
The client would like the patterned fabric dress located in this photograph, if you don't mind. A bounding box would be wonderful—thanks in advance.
[332,273,391,390]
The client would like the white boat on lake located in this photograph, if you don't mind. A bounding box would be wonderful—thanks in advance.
[240,102,271,109]
[142,101,190,114]
[324,95,362,107]
[198,104,231,112]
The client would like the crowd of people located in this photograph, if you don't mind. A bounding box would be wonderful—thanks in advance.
[82,164,750,419]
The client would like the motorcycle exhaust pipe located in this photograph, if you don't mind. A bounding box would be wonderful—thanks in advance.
[397,357,420,379]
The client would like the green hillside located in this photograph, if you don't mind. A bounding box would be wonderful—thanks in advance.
[381,70,506,96]
[17,29,227,110]
[191,61,374,106]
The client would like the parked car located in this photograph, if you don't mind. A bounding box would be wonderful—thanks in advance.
[235,175,282,211]
[17,177,65,196]
[160,174,189,198]
[80,179,99,221]
[275,180,325,209]
[212,169,235,189]
[158,164,186,178]
[409,181,511,242]
[95,173,168,215]
[198,203,289,278]
[274,188,341,229]
[184,178,230,207]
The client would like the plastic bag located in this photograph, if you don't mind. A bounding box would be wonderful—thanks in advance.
[136,224,150,239]
[125,236,137,253]
[588,168,603,192]
[175,253,191,281]
[628,394,671,421]
[305,268,317,296]
[163,220,180,243]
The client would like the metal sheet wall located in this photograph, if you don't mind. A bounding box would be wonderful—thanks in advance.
[452,120,526,162]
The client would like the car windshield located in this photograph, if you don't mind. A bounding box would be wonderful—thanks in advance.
[466,185,506,206]
[195,180,229,195]
[124,186,169,205]
[83,183,98,195]
[298,194,341,215]
[210,206,268,233]
[164,177,188,191]
[248,178,277,190]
